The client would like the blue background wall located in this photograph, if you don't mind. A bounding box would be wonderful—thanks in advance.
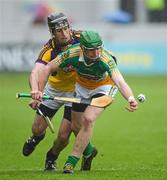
[105,42,167,75]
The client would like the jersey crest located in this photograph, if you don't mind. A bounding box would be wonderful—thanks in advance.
[61,50,70,60]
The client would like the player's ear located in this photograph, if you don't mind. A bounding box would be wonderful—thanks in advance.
[48,28,51,35]
[49,28,54,38]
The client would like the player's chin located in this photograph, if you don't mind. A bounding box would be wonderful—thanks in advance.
[61,38,69,43]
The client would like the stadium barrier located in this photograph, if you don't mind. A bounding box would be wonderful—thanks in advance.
[105,42,167,75]
[0,42,166,74]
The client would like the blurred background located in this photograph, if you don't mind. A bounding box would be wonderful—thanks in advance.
[0,0,167,74]
[0,1,167,178]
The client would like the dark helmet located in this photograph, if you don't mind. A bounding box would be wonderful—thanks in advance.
[80,30,103,49]
[47,12,70,33]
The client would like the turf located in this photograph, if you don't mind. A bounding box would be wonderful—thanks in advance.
[0,73,167,180]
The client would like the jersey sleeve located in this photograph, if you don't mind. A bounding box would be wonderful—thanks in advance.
[107,50,117,65]
[107,56,117,70]
[102,49,117,67]
[57,44,80,69]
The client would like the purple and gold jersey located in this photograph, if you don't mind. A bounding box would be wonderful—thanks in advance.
[36,31,80,91]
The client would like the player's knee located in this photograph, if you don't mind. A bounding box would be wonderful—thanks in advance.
[57,131,70,143]
[82,114,94,128]
[32,123,46,135]
[71,122,80,135]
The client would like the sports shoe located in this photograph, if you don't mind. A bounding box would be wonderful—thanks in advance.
[22,136,39,156]
[44,159,56,171]
[80,147,98,171]
[63,163,74,174]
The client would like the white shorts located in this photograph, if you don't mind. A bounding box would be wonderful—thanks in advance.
[75,83,113,103]
[42,83,74,110]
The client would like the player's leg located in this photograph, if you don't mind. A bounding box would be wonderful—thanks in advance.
[63,104,103,173]
[45,104,97,172]
[76,106,103,155]
[22,104,57,156]
[23,83,64,157]
[44,106,72,171]
[71,103,98,171]
[63,84,114,173]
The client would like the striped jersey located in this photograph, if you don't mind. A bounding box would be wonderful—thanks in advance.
[57,44,117,90]
[36,31,80,91]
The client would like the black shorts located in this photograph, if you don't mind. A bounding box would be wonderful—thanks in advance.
[72,93,105,112]
[37,104,72,121]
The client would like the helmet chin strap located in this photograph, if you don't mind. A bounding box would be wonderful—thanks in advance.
[81,45,102,64]
[83,54,100,66]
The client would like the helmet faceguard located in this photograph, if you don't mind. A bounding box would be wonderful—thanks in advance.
[47,12,70,35]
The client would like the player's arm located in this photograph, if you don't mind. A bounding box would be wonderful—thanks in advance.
[29,62,45,101]
[29,42,51,101]
[37,57,62,100]
[112,68,138,112]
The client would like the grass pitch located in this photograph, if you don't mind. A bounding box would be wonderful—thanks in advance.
[0,73,167,180]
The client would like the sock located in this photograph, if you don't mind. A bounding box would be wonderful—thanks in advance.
[83,143,94,157]
[46,148,58,161]
[65,155,80,168]
[33,133,45,144]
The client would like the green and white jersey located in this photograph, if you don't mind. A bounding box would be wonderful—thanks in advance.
[57,43,117,89]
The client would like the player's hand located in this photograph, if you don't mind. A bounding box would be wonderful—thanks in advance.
[31,90,43,101]
[126,97,138,112]
[29,99,41,110]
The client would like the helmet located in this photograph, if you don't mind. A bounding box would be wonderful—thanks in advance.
[47,12,69,32]
[80,31,103,49]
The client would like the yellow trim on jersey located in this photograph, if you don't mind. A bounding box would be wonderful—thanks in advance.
[51,39,55,48]
[38,45,51,60]
[48,70,76,92]
[41,49,52,64]
[100,49,112,62]
[100,50,116,69]
[68,45,80,58]
[76,75,114,90]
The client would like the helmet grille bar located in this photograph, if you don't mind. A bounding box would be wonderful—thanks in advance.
[48,12,69,30]
[51,16,67,24]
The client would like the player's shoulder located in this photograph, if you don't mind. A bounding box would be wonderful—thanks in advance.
[68,43,81,56]
[72,30,82,38]
[38,39,53,59]
[60,44,80,61]
[101,48,115,62]
[101,48,117,64]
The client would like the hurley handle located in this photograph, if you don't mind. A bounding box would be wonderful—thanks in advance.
[16,93,53,100]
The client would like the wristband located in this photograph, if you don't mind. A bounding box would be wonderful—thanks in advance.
[128,96,135,102]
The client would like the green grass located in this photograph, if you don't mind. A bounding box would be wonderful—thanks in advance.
[0,73,167,180]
